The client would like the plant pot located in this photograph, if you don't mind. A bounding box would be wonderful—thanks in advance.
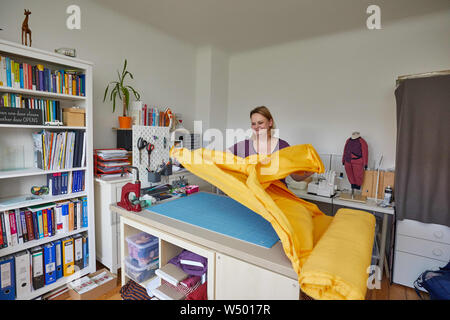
[118,116,132,129]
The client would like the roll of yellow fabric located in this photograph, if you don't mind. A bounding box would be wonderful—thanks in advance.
[170,145,375,300]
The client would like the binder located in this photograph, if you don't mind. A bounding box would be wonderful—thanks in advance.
[68,202,74,231]
[75,200,81,230]
[24,210,35,241]
[54,204,64,234]
[43,242,57,285]
[53,240,63,280]
[82,197,88,228]
[0,255,16,300]
[82,234,89,268]
[47,208,53,236]
[36,210,44,239]
[62,237,75,276]
[30,246,45,290]
[8,211,18,246]
[73,234,83,271]
[14,250,31,299]
[42,209,48,237]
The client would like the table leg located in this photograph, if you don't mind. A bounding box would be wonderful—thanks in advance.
[378,213,388,281]
[120,216,126,286]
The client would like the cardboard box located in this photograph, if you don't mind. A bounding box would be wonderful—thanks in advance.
[63,107,86,127]
[67,268,117,300]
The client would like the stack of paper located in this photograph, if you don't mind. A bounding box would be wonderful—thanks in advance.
[69,276,98,294]
[96,149,128,160]
[155,263,188,286]
[152,282,186,300]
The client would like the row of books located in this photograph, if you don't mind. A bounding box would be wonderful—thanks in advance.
[0,198,88,249]
[32,130,86,170]
[1,93,63,123]
[0,56,86,96]
[0,234,89,300]
[47,170,86,195]
[133,105,170,127]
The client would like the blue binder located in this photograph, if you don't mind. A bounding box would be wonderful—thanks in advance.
[82,235,88,268]
[0,255,16,300]
[43,243,56,285]
[53,240,63,280]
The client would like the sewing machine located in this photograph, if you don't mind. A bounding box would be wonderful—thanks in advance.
[307,170,337,198]
[117,166,142,212]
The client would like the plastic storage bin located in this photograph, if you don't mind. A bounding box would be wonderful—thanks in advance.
[126,232,159,266]
[125,256,159,283]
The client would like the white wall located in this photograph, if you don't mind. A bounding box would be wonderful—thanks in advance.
[227,10,450,170]
[195,46,229,134]
[0,0,197,148]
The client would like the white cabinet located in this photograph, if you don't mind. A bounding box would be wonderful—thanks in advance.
[393,219,450,289]
[94,176,132,274]
[215,253,299,300]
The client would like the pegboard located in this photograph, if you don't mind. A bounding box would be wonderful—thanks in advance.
[132,125,170,188]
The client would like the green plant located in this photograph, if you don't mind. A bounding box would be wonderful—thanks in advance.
[103,59,141,117]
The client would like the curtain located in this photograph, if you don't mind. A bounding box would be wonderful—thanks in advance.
[394,74,450,226]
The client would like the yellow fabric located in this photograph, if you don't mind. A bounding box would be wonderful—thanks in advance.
[170,145,375,300]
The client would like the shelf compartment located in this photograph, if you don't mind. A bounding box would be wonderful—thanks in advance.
[0,86,86,101]
[21,267,90,300]
[0,124,86,130]
[0,227,88,258]
[0,191,87,211]
[0,167,87,179]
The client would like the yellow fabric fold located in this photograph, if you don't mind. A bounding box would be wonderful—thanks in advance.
[170,145,375,300]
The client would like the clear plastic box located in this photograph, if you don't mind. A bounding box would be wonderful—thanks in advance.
[126,232,159,266]
[125,256,159,283]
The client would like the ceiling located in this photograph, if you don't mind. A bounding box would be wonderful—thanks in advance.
[93,0,450,53]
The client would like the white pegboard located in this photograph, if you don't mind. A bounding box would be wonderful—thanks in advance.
[132,125,170,188]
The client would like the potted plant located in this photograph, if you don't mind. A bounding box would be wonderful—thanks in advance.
[103,59,141,128]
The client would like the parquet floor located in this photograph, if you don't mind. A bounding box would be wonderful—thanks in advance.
[59,261,426,300]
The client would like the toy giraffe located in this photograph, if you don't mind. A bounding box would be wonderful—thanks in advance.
[22,9,32,46]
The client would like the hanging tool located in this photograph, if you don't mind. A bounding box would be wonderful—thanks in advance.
[117,166,142,212]
[146,142,155,171]
[137,137,148,164]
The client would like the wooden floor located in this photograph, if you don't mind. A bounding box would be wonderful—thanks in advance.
[58,261,427,300]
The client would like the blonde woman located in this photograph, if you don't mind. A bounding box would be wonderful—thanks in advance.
[229,106,312,182]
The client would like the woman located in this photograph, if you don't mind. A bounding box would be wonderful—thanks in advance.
[229,106,312,182]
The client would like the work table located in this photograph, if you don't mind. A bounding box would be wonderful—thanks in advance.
[110,202,297,280]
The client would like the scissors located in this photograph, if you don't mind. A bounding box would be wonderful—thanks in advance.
[137,137,148,164]
[146,143,155,170]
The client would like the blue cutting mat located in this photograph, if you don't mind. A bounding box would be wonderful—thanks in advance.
[148,192,279,248]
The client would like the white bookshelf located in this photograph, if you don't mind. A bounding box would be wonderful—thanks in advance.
[0,38,96,299]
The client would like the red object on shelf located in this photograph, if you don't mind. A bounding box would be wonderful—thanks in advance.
[93,148,130,178]
[184,185,199,195]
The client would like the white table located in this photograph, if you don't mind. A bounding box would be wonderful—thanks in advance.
[290,189,394,280]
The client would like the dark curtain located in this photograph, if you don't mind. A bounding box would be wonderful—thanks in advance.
[394,75,450,226]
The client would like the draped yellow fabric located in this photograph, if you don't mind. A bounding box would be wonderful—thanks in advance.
[170,144,375,300]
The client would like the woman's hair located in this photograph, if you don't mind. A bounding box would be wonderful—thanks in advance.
[250,106,276,130]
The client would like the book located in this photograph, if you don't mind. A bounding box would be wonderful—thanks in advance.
[152,282,186,300]
[155,263,188,286]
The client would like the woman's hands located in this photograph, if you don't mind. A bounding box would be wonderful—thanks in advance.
[290,171,313,181]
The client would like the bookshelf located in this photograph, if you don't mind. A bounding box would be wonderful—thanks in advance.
[0,39,95,300]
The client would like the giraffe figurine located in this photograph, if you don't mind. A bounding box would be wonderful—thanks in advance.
[22,9,32,46]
